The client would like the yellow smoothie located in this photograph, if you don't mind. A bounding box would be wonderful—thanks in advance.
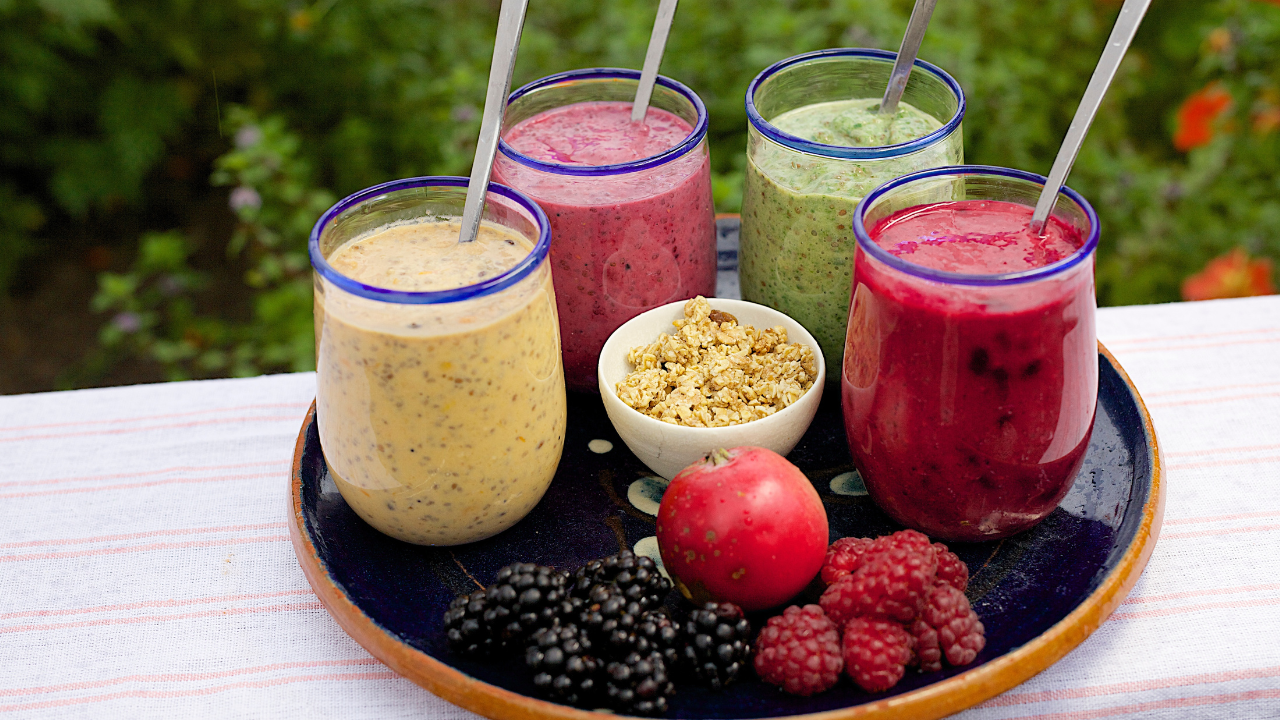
[315,219,566,545]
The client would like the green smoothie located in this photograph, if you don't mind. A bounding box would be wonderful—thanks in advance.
[740,98,961,366]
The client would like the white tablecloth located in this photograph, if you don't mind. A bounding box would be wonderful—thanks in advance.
[2,295,1278,719]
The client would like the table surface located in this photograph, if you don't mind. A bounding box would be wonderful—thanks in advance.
[2,293,1278,720]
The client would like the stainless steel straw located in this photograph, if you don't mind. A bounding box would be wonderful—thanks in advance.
[1029,0,1153,235]
[880,0,939,116]
[459,0,530,244]
[631,0,681,122]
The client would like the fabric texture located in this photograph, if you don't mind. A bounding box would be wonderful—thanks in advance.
[1,295,1278,718]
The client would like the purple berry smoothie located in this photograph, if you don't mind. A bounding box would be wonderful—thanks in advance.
[842,199,1098,541]
[494,100,716,391]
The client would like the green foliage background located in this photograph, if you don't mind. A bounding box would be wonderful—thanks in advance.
[2,0,1278,382]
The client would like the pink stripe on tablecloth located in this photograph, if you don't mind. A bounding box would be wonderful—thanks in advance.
[1104,327,1280,346]
[0,658,380,696]
[0,472,283,500]
[981,664,1280,707]
[0,461,287,489]
[1164,443,1280,458]
[1161,524,1280,540]
[1123,583,1280,605]
[0,671,400,712]
[1166,510,1280,525]
[0,589,315,620]
[0,403,310,434]
[997,688,1280,720]
[1150,392,1280,409]
[0,523,288,549]
[0,535,289,563]
[1145,380,1280,398]
[0,416,302,444]
[1166,455,1280,472]
[0,602,325,634]
[1110,597,1280,621]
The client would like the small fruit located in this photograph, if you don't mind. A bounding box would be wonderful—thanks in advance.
[656,447,828,611]
[753,604,843,696]
[842,618,913,692]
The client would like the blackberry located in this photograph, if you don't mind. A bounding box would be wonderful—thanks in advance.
[578,584,644,655]
[572,551,672,610]
[682,602,752,690]
[443,589,494,657]
[525,623,604,707]
[483,563,569,646]
[604,608,684,667]
[604,651,675,716]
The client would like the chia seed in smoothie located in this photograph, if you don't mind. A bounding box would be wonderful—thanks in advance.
[494,101,716,391]
[740,99,960,366]
[842,200,1097,541]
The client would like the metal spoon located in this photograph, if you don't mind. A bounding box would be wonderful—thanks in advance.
[879,0,939,117]
[459,0,530,244]
[631,0,681,123]
[1029,0,1153,235]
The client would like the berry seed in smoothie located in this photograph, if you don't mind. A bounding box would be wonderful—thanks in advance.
[316,219,566,545]
[494,100,716,391]
[842,199,1097,541]
[740,98,959,366]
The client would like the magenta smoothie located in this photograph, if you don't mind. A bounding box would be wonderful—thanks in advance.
[843,198,1097,542]
[494,97,716,391]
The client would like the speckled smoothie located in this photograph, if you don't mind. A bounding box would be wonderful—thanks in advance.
[740,98,960,365]
[315,220,566,545]
[494,100,716,391]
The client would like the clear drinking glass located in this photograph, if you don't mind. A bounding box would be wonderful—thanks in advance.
[309,177,566,546]
[741,49,965,367]
[843,166,1099,541]
[493,68,716,392]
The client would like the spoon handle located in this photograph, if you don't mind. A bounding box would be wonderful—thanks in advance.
[1029,0,1152,234]
[459,0,530,244]
[632,0,681,123]
[880,0,939,116]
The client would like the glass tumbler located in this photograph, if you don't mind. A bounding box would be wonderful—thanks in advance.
[741,48,965,367]
[309,177,566,546]
[843,166,1099,541]
[493,68,717,391]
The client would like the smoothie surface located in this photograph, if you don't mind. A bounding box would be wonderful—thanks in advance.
[328,220,531,292]
[503,101,692,166]
[869,200,1086,275]
[770,98,941,148]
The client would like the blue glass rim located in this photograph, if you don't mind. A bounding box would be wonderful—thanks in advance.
[745,48,966,160]
[308,176,551,304]
[852,165,1100,287]
[496,68,708,177]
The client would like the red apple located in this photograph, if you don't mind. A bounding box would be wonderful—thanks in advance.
[655,446,828,611]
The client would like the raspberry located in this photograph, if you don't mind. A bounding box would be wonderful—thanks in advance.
[907,617,942,673]
[921,584,985,666]
[821,537,875,584]
[753,605,843,696]
[842,618,913,692]
[932,542,968,591]
[819,547,936,625]
[869,529,934,558]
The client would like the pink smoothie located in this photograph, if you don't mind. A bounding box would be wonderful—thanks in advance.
[494,101,716,391]
[842,200,1097,541]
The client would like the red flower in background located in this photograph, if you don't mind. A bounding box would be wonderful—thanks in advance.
[1173,82,1233,151]
[1181,248,1276,301]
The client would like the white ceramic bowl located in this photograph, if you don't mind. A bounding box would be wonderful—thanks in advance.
[598,298,826,479]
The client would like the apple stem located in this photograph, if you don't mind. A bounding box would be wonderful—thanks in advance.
[707,448,732,467]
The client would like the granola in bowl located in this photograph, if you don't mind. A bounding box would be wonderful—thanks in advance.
[615,296,818,427]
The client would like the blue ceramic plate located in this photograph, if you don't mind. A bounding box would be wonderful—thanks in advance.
[289,341,1163,720]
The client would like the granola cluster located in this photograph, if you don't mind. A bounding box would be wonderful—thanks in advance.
[615,297,817,427]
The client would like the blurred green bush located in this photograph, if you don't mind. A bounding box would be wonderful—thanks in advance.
[2,0,1277,381]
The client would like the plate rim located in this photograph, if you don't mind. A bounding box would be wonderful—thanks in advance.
[289,341,1166,720]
